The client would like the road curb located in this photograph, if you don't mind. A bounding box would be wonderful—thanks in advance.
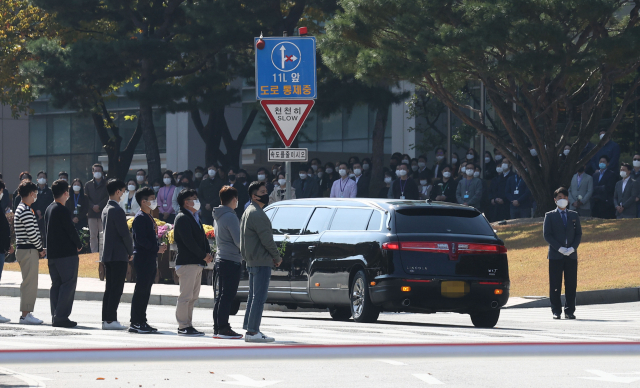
[505,288,640,308]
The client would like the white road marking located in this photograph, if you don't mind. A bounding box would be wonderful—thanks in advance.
[580,370,640,383]
[413,373,444,384]
[0,367,50,387]
[220,374,281,387]
[377,359,407,365]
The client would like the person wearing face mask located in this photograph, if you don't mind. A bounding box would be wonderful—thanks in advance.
[173,189,212,337]
[379,171,395,198]
[135,169,148,189]
[450,153,460,179]
[543,187,582,320]
[86,164,109,253]
[240,181,282,342]
[324,162,339,183]
[119,179,141,217]
[198,165,224,226]
[293,165,320,199]
[330,163,358,198]
[361,158,372,178]
[157,171,177,223]
[310,158,322,174]
[212,186,243,339]
[129,187,167,334]
[489,160,513,222]
[351,162,370,198]
[315,166,330,196]
[0,175,9,214]
[410,158,420,180]
[151,180,161,194]
[560,145,571,161]
[432,147,446,180]
[193,166,205,187]
[391,163,419,200]
[256,168,274,195]
[613,163,638,219]
[12,171,32,212]
[430,166,457,203]
[567,166,593,218]
[631,154,640,218]
[505,166,532,219]
[33,171,54,245]
[466,148,478,166]
[269,173,296,204]
[65,179,89,232]
[591,155,617,219]
[100,179,132,330]
[455,162,483,208]
[416,155,433,184]
[231,169,251,216]
[58,171,69,183]
[589,130,621,174]
[456,162,468,182]
[401,154,411,166]
[528,144,539,162]
[44,179,83,328]
[483,151,497,180]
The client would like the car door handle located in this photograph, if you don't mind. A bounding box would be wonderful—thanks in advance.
[308,245,316,252]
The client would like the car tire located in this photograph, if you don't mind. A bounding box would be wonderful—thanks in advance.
[350,270,380,323]
[470,310,500,328]
[329,307,351,321]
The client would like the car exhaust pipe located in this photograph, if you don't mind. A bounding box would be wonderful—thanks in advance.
[402,299,411,307]
[491,301,499,309]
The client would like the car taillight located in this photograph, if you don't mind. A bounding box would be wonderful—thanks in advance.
[400,242,450,254]
[382,242,400,250]
[457,243,507,254]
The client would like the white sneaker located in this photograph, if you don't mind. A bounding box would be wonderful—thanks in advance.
[102,321,127,330]
[0,314,10,323]
[19,313,43,325]
[245,332,275,343]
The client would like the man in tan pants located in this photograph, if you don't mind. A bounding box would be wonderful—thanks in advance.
[14,180,46,324]
[173,188,212,336]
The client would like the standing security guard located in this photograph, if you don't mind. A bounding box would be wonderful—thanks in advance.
[543,187,582,320]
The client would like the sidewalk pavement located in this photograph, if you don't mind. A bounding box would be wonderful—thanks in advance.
[1,270,638,310]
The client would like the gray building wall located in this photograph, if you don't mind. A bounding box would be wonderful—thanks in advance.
[0,106,29,191]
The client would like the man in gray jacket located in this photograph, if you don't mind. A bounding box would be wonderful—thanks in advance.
[213,186,243,340]
[568,167,594,217]
[455,162,483,208]
[240,181,282,343]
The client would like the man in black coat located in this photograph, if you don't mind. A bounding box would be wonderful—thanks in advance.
[391,163,419,200]
[293,166,320,199]
[591,155,618,219]
[44,180,83,328]
[352,161,371,198]
[543,187,582,320]
[489,160,513,222]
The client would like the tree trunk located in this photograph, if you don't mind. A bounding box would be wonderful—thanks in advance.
[370,105,389,197]
[139,100,162,182]
[116,120,143,179]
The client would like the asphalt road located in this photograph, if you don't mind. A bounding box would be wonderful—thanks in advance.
[1,297,640,387]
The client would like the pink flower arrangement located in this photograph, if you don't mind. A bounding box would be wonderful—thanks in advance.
[157,224,172,240]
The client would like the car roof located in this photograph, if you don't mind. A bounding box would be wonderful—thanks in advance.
[267,198,480,213]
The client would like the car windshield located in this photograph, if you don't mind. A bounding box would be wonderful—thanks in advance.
[395,207,494,236]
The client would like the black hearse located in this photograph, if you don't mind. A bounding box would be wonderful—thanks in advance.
[219,198,509,328]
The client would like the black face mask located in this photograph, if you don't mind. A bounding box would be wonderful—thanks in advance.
[237,176,246,184]
[228,174,236,182]
[255,193,269,205]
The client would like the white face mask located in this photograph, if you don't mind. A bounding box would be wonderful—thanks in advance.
[530,149,538,156]
[317,172,324,178]
[501,163,509,170]
[311,165,318,171]
[620,171,628,179]
[136,175,145,183]
[563,149,570,156]
[128,185,136,192]
[460,168,466,174]
[466,154,474,160]
[73,185,81,192]
[494,155,502,161]
[420,180,427,186]
[153,186,160,192]
[299,173,307,180]
[384,177,392,184]
[466,169,474,176]
[354,169,362,176]
[257,174,266,181]
[634,160,640,168]
[599,133,605,140]
[326,168,333,174]
[443,171,452,178]
[163,178,172,185]
[60,178,68,182]
[37,178,46,185]
[436,155,444,161]
[278,179,286,186]
[148,200,158,210]
[398,170,407,177]
[363,164,370,170]
[339,169,347,177]
[93,172,102,179]
[496,167,503,173]
[272,169,278,176]
[411,165,419,171]
[402,159,410,164]
[556,199,569,209]
[473,171,480,178]
[451,158,458,164]
[192,199,201,211]
[349,173,356,178]
[195,172,203,179]
[484,157,490,163]
[418,162,426,168]
[208,169,216,178]
[0,192,3,201]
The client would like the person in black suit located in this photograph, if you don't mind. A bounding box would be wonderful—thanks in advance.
[543,187,582,320]
[489,159,513,221]
[416,155,433,184]
[391,163,419,200]
[351,161,370,198]
[591,155,618,219]
[292,166,320,198]
[430,165,457,203]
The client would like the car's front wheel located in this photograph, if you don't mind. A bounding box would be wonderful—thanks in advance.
[470,310,500,328]
[350,271,380,323]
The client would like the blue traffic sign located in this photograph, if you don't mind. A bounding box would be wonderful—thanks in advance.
[255,36,317,100]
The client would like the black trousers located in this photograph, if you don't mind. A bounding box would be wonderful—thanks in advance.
[130,256,157,324]
[213,260,242,332]
[102,261,128,322]
[549,257,578,315]
[490,202,510,222]
[48,256,79,323]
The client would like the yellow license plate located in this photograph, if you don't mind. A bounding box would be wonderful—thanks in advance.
[441,281,469,298]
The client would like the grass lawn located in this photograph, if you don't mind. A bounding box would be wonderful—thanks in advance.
[3,218,638,297]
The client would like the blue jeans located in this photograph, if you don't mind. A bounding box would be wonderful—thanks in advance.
[242,266,271,333]
[0,253,4,281]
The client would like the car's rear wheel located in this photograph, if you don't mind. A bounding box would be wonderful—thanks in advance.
[350,271,380,323]
[329,307,351,321]
[470,310,500,328]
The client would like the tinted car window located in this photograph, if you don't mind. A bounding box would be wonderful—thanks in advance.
[330,208,373,231]
[271,206,313,235]
[395,207,494,235]
[303,207,334,235]
[367,211,382,231]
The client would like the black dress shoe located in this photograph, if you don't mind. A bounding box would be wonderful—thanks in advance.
[565,313,576,319]
[552,314,561,320]
[53,320,77,328]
